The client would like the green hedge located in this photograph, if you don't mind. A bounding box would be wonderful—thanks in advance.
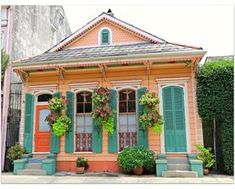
[197,59,233,175]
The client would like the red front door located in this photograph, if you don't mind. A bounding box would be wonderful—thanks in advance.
[34,105,50,152]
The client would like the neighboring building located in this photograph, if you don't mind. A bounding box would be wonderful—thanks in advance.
[12,10,206,174]
[1,5,71,171]
[205,55,234,63]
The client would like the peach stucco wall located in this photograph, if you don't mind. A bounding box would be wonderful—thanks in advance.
[65,20,146,48]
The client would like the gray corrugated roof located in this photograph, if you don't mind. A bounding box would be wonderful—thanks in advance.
[18,42,202,64]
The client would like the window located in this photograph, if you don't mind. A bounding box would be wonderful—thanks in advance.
[101,29,110,45]
[75,91,93,152]
[37,94,52,102]
[119,89,137,151]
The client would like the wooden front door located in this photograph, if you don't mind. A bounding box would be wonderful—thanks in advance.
[162,86,187,152]
[34,105,50,152]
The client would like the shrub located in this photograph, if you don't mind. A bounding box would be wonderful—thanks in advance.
[117,146,156,174]
[6,144,26,163]
[196,144,215,169]
[197,59,234,175]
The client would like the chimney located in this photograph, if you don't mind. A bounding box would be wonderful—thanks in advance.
[107,9,114,16]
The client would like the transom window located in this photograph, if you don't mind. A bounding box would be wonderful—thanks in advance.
[101,29,110,45]
[119,89,137,151]
[75,91,92,152]
[37,94,52,102]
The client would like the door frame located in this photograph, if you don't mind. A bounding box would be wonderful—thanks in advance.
[157,77,191,153]
[32,91,53,154]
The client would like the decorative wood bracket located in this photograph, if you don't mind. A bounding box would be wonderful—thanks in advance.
[57,66,65,82]
[16,69,29,83]
[98,64,107,82]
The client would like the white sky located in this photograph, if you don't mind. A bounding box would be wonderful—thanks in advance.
[63,5,234,58]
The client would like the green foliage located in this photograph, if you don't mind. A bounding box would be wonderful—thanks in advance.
[6,144,26,163]
[48,97,66,113]
[47,97,71,137]
[197,59,234,175]
[196,144,215,169]
[1,49,9,89]
[76,157,88,168]
[117,146,156,174]
[139,91,163,133]
[92,87,114,134]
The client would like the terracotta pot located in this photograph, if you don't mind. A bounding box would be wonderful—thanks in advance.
[133,167,144,175]
[203,168,209,175]
[76,167,85,174]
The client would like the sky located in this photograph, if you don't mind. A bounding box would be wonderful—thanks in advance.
[63,5,233,58]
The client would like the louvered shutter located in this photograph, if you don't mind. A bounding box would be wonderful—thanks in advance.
[137,87,148,148]
[24,93,34,153]
[65,91,75,153]
[50,92,61,153]
[108,89,118,153]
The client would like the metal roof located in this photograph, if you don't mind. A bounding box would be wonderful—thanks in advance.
[17,42,202,64]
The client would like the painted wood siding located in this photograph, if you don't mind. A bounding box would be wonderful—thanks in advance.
[24,63,202,162]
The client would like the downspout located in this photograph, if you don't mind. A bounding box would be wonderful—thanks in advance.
[1,5,13,171]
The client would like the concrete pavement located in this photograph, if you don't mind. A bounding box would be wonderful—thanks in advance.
[1,173,234,184]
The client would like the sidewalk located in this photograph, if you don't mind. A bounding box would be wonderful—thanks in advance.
[1,173,234,184]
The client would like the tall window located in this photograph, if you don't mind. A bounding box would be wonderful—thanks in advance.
[119,89,137,151]
[76,91,93,152]
[101,29,110,45]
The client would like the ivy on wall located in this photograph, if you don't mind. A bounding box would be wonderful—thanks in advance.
[197,59,234,175]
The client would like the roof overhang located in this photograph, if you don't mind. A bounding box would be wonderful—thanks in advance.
[13,50,206,71]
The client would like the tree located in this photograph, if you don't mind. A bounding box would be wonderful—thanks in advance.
[1,49,9,89]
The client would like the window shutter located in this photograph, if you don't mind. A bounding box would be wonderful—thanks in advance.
[101,29,109,44]
[137,87,148,148]
[65,91,75,153]
[92,103,102,153]
[108,89,118,153]
[24,93,34,153]
[50,92,61,153]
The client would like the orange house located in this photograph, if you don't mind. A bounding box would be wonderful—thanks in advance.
[13,11,206,173]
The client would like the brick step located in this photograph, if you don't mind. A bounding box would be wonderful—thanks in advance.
[166,153,188,158]
[167,158,189,164]
[26,163,42,169]
[162,170,198,178]
[17,169,47,175]
[168,163,190,171]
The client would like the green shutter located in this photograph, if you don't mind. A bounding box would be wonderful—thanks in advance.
[50,92,61,153]
[137,87,148,148]
[101,29,109,44]
[108,89,118,153]
[163,86,187,152]
[92,103,102,153]
[24,93,34,153]
[65,91,75,153]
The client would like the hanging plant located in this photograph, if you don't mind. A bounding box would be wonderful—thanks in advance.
[139,91,163,133]
[46,96,71,137]
[92,87,114,134]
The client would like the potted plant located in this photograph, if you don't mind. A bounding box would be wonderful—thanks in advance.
[76,157,88,174]
[139,91,163,133]
[196,144,215,175]
[132,159,144,175]
[92,87,114,134]
[7,144,26,163]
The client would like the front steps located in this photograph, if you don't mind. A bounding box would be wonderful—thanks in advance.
[14,154,57,176]
[16,158,47,176]
[156,154,202,178]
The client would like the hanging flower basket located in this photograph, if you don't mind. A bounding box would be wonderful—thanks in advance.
[139,91,163,133]
[92,87,114,134]
[46,96,71,137]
